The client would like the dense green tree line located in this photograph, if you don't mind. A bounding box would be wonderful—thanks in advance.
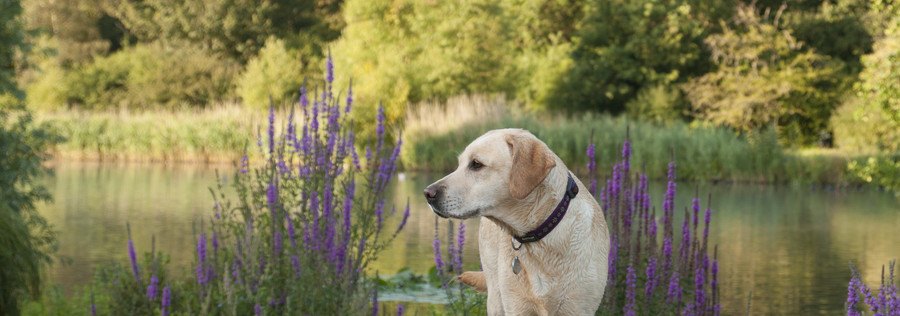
[6,0,899,150]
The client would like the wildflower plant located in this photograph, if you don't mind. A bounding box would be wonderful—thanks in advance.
[594,136,721,315]
[847,260,899,316]
[431,217,486,315]
[93,56,408,315]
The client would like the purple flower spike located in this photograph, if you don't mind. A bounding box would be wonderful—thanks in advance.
[147,274,159,301]
[196,233,208,286]
[624,265,637,316]
[680,213,691,263]
[667,271,682,304]
[396,200,410,235]
[268,104,275,155]
[397,303,405,316]
[645,257,658,297]
[345,80,353,113]
[255,303,262,316]
[433,220,444,274]
[455,221,466,272]
[326,50,334,84]
[127,224,140,284]
[847,275,861,316]
[161,285,171,316]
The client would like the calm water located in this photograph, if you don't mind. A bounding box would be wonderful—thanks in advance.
[37,162,899,315]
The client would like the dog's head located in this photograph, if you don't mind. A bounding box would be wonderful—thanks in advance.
[424,129,556,219]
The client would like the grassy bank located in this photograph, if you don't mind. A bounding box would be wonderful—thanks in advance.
[37,107,257,163]
[33,98,890,186]
[403,96,874,185]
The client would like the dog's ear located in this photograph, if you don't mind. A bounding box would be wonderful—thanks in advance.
[506,133,556,199]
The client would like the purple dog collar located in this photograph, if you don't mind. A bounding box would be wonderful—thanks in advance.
[513,173,578,244]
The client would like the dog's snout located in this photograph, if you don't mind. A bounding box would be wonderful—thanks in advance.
[424,185,441,203]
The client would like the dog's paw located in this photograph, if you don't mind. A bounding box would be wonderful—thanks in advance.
[458,271,487,292]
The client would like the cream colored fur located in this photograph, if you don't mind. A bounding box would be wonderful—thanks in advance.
[425,129,610,315]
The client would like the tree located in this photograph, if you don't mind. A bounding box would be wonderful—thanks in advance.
[545,0,720,113]
[682,4,845,146]
[1,1,59,314]
[108,0,343,62]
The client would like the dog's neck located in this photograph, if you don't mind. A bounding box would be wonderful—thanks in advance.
[491,161,569,237]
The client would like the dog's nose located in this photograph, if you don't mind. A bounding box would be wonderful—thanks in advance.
[424,185,440,203]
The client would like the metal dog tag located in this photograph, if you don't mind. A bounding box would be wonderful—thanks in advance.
[512,256,522,275]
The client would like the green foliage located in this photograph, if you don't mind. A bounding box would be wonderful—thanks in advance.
[831,1,899,153]
[625,84,688,125]
[1,0,24,96]
[0,103,60,315]
[108,0,343,62]
[59,43,238,110]
[548,0,713,113]
[847,156,900,194]
[21,0,126,66]
[787,1,873,72]
[238,37,308,109]
[682,4,846,147]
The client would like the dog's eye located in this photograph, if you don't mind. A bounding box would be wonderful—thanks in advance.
[468,159,485,171]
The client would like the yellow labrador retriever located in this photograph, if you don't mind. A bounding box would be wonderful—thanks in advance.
[424,128,610,315]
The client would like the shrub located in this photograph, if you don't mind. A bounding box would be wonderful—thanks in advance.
[88,57,408,315]
[237,37,309,109]
[63,43,238,110]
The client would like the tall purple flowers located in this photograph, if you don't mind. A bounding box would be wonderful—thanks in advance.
[161,285,171,316]
[127,223,140,284]
[592,137,719,314]
[847,260,898,316]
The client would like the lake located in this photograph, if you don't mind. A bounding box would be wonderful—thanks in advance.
[37,162,899,315]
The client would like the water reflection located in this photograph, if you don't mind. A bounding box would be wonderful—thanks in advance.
[37,163,898,315]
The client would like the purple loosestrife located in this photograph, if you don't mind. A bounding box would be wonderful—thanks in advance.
[268,105,275,155]
[286,211,297,249]
[375,200,385,233]
[309,193,320,250]
[196,233,209,286]
[680,211,691,264]
[147,274,159,301]
[240,155,249,174]
[622,139,631,174]
[255,303,262,316]
[624,265,637,316]
[703,205,712,252]
[455,221,466,272]
[646,257,658,297]
[326,51,334,85]
[662,235,673,274]
[397,304,405,316]
[345,81,353,114]
[161,285,171,316]
[667,271,682,304]
[291,255,301,277]
[848,275,861,316]
[433,219,445,274]
[586,142,597,195]
[395,201,410,235]
[127,224,140,284]
[695,255,707,314]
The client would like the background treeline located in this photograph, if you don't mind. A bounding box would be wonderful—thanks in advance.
[7,0,899,162]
